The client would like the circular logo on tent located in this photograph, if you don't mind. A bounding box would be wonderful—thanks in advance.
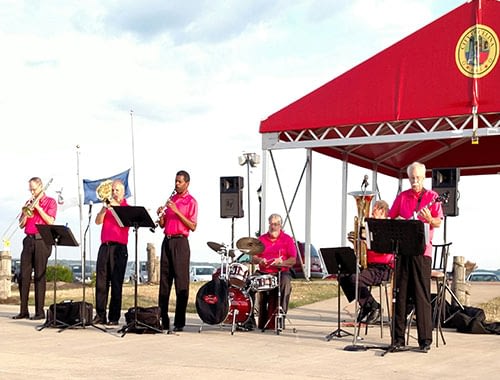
[455,24,498,78]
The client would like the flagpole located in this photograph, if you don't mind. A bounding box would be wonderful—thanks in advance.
[76,145,85,282]
[130,110,137,206]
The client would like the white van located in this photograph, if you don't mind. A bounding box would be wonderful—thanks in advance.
[190,266,215,282]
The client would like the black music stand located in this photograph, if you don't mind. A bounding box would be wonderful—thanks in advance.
[321,247,357,341]
[35,224,79,331]
[111,206,163,336]
[356,218,426,355]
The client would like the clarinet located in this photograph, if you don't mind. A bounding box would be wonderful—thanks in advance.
[150,190,176,233]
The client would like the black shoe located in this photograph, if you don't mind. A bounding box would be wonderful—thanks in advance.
[173,326,183,332]
[357,306,371,323]
[366,307,381,324]
[418,344,431,353]
[12,313,30,320]
[92,315,107,325]
[107,321,119,326]
[30,314,45,321]
[390,344,408,352]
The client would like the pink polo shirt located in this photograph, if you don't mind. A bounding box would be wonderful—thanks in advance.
[389,188,443,257]
[101,199,129,244]
[163,191,198,237]
[256,231,297,274]
[24,194,57,235]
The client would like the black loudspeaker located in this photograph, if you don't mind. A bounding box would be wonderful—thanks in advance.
[220,176,244,218]
[432,168,459,217]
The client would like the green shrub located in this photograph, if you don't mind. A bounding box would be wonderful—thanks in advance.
[46,265,73,283]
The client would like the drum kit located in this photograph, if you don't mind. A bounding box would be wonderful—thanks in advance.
[196,237,280,335]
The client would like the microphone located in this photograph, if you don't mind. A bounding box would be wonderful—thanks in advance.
[88,201,93,215]
[361,175,369,188]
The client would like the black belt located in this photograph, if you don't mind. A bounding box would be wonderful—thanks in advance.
[26,234,42,240]
[165,234,186,239]
[103,241,124,246]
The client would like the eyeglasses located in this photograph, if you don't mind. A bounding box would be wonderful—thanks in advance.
[269,222,281,227]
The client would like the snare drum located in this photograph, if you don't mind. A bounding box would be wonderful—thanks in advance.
[228,263,249,288]
[250,274,278,292]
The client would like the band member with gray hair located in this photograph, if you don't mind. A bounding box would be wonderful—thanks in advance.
[93,179,129,326]
[252,213,297,330]
[389,161,443,352]
[13,177,57,320]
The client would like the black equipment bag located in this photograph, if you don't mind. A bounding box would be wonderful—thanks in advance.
[196,278,229,325]
[46,301,93,327]
[124,306,161,334]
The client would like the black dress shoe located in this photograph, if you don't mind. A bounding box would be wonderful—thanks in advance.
[30,314,45,320]
[366,307,381,324]
[107,321,119,326]
[418,344,431,353]
[92,315,107,325]
[357,306,371,323]
[12,313,30,320]
[173,326,183,332]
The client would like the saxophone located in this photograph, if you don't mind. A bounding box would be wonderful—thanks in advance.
[349,191,375,269]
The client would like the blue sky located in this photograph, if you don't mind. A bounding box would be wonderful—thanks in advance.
[3,0,496,270]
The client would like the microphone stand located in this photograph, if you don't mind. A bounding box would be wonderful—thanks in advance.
[345,180,370,351]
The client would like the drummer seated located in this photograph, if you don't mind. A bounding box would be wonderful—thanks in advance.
[252,213,297,330]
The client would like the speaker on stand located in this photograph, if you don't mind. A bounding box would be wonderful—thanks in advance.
[220,176,244,250]
[432,168,460,243]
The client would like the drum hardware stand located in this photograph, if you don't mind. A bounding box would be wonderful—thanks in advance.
[321,247,357,341]
[111,206,164,337]
[35,224,79,332]
[261,268,296,335]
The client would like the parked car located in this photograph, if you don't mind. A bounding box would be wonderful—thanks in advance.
[11,259,21,283]
[466,271,500,282]
[190,265,215,282]
[290,242,327,279]
[126,261,149,284]
[71,264,93,283]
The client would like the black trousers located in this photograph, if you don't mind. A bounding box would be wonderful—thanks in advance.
[394,255,432,347]
[19,235,51,316]
[339,265,391,308]
[158,236,190,329]
[95,243,128,322]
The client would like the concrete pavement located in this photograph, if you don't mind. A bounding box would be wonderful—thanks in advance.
[1,283,499,379]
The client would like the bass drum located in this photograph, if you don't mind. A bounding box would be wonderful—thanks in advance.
[196,278,229,325]
[224,287,253,326]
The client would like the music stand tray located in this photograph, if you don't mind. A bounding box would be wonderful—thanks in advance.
[321,247,356,341]
[364,218,427,355]
[111,206,162,336]
[35,224,79,331]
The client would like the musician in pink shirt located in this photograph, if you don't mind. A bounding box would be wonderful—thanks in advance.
[93,179,130,325]
[157,170,198,332]
[13,177,57,320]
[388,161,443,353]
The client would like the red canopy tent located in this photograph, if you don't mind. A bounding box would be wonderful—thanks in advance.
[260,0,500,178]
[258,0,500,277]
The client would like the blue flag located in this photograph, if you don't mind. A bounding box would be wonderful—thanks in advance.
[83,169,132,204]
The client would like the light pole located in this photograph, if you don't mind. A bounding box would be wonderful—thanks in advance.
[257,184,262,237]
[238,152,260,237]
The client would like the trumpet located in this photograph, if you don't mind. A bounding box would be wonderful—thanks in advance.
[150,189,176,233]
[19,178,53,226]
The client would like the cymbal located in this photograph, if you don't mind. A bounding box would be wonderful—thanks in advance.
[236,237,264,255]
[207,241,224,253]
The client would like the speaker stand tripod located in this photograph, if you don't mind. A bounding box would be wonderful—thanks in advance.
[112,206,164,337]
[35,224,79,331]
